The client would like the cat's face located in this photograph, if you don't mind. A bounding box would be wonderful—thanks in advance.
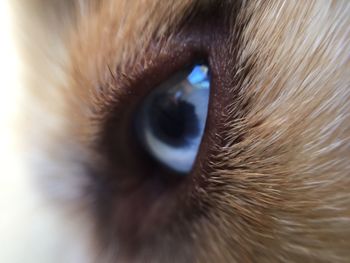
[2,0,350,262]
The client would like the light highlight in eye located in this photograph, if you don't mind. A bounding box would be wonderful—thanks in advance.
[136,64,210,174]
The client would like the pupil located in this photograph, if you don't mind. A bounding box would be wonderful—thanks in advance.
[135,64,210,174]
[149,93,199,146]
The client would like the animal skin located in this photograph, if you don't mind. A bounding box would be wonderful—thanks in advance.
[1,0,350,262]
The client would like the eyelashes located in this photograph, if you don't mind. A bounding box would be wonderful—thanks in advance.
[135,64,210,174]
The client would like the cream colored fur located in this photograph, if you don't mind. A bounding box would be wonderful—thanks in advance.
[1,0,350,262]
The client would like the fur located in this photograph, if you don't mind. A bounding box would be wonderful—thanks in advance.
[2,0,350,262]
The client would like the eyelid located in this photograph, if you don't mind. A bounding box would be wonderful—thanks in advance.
[98,35,209,162]
[96,14,227,180]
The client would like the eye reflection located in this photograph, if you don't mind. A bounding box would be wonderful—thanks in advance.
[136,64,210,174]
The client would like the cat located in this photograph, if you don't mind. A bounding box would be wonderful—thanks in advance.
[1,0,349,262]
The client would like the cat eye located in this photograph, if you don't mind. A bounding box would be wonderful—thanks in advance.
[135,64,210,174]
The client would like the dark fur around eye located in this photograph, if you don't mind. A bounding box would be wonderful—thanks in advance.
[88,1,248,259]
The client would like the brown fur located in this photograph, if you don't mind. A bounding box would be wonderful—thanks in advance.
[5,0,350,262]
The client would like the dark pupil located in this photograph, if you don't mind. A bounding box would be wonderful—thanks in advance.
[149,93,199,147]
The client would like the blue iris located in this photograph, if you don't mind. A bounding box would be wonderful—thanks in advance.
[136,65,210,173]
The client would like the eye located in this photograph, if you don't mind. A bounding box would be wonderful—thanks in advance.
[135,64,210,174]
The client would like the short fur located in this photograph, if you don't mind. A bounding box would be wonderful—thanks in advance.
[2,0,350,262]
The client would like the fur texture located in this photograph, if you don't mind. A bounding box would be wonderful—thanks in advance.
[2,0,350,262]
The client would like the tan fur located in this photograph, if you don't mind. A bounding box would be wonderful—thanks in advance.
[3,0,350,262]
